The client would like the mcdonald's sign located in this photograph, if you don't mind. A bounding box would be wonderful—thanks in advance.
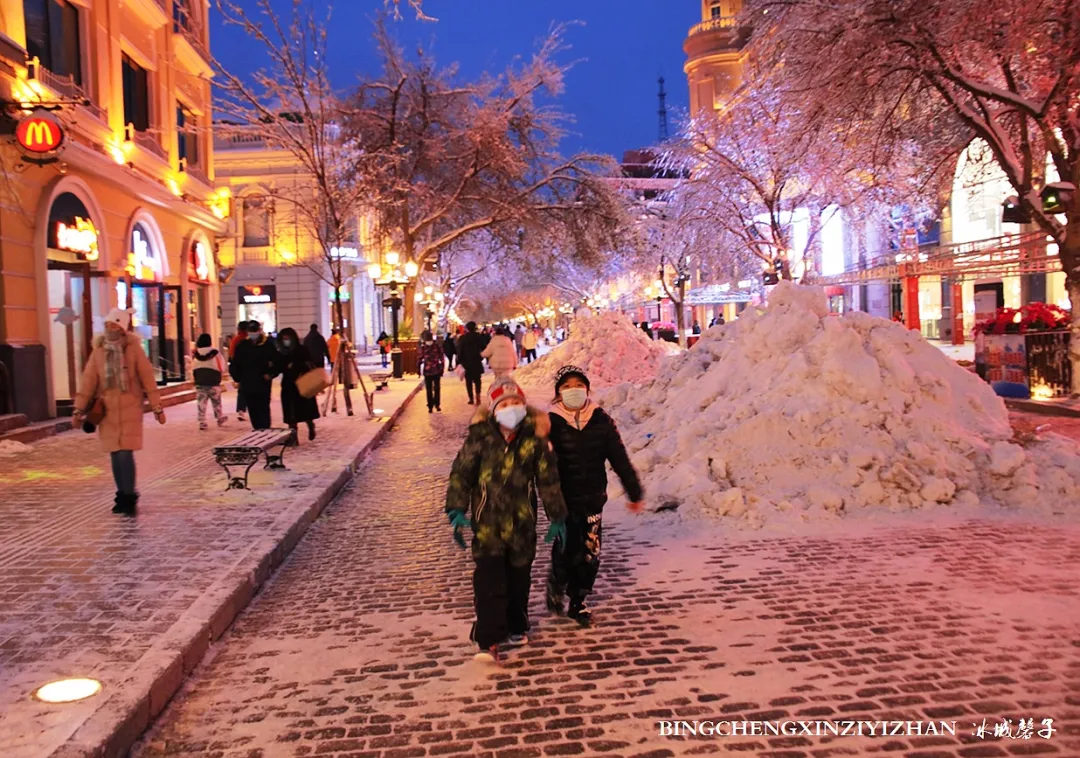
[15,110,65,155]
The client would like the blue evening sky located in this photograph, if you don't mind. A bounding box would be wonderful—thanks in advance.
[210,1,697,160]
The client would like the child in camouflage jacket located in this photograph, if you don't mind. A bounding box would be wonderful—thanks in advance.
[445,377,567,661]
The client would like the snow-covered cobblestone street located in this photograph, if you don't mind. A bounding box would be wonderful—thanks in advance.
[0,381,422,758]
[132,380,1080,758]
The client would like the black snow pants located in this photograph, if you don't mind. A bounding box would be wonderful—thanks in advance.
[243,386,272,430]
[548,511,603,601]
[472,554,532,648]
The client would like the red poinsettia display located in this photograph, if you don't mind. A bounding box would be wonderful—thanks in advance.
[974,302,1071,335]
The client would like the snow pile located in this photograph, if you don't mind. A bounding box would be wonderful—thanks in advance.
[0,440,32,458]
[514,311,673,389]
[604,282,1080,526]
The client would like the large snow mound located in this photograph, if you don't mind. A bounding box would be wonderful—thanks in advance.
[514,311,674,390]
[604,281,1080,526]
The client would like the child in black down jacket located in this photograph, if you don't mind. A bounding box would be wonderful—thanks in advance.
[545,365,644,625]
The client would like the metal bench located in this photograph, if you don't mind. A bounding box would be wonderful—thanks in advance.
[213,428,294,490]
[369,373,391,390]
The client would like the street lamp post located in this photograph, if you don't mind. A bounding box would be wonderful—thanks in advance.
[369,254,418,379]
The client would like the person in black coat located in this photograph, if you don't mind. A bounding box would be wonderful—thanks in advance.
[303,323,329,367]
[455,321,487,405]
[275,327,320,443]
[545,365,644,625]
[229,320,279,429]
[443,331,457,370]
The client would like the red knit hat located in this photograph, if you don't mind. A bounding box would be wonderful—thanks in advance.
[489,378,525,412]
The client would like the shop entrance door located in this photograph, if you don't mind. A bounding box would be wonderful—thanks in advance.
[162,285,185,383]
[46,260,93,402]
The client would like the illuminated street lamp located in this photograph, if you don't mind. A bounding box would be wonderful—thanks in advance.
[369,253,415,378]
[419,285,444,331]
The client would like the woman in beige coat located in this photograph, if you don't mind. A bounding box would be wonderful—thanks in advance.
[73,308,166,516]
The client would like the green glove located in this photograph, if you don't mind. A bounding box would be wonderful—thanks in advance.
[448,510,470,549]
[545,521,566,544]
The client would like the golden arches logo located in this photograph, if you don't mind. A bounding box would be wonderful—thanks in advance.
[16,111,65,154]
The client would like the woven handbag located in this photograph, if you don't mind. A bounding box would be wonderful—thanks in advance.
[296,367,331,398]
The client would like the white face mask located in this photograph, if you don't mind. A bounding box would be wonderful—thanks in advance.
[561,388,588,409]
[494,405,527,430]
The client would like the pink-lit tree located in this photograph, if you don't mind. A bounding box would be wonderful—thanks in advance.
[749,0,1080,391]
[660,83,884,290]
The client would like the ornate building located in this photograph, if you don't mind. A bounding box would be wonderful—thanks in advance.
[0,0,226,421]
[683,0,749,114]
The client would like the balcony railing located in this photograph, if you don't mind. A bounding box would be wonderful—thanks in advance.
[174,6,211,63]
[688,16,739,36]
[135,131,168,162]
[213,124,304,150]
[33,62,86,101]
[28,61,108,122]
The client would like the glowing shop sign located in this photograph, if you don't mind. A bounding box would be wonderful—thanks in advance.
[191,241,210,281]
[240,285,275,304]
[16,110,65,155]
[55,217,99,261]
[127,228,160,281]
[330,247,360,259]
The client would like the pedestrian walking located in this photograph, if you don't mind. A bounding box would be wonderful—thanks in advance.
[522,327,539,364]
[72,308,166,516]
[443,330,457,370]
[229,320,279,430]
[327,328,342,369]
[482,327,518,378]
[417,329,445,413]
[228,321,250,422]
[545,365,644,625]
[514,325,526,359]
[303,323,329,368]
[456,321,486,405]
[640,320,653,338]
[377,331,392,369]
[276,327,319,443]
[192,333,228,431]
[445,377,568,662]
[692,321,702,335]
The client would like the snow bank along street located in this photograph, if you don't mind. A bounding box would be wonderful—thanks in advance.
[514,310,676,390]
[133,382,1080,758]
[605,283,1080,527]
[0,382,421,758]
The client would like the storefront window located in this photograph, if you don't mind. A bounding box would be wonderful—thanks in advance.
[238,285,277,333]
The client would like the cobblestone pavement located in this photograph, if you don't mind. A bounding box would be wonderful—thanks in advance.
[134,379,1080,758]
[0,380,420,757]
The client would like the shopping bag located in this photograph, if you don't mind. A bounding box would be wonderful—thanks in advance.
[297,367,331,398]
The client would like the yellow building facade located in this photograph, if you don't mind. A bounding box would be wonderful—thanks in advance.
[683,0,748,114]
[0,0,225,421]
[214,127,385,353]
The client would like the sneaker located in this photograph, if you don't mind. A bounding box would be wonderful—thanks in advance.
[568,598,592,626]
[436,406,442,412]
[199,423,208,431]
[217,417,228,427]
[428,407,433,414]
[467,399,475,405]
[505,634,528,647]
[474,644,500,663]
